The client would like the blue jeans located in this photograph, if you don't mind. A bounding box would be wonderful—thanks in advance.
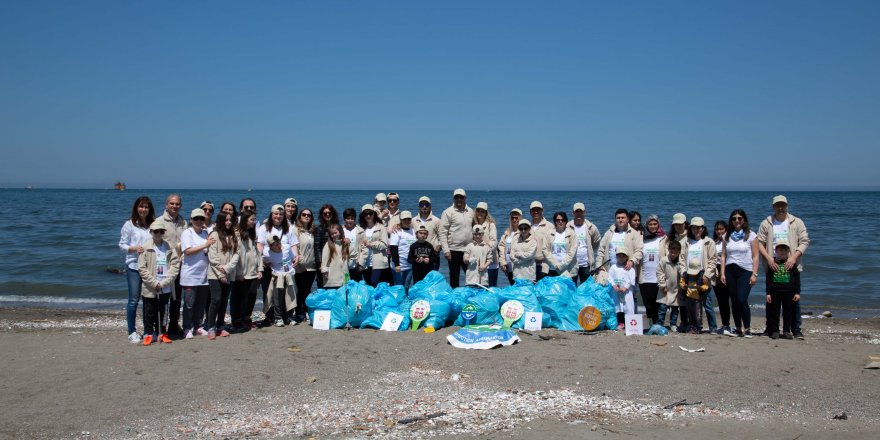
[703,288,718,330]
[657,303,680,327]
[125,268,143,334]
[393,268,413,291]
[182,285,209,332]
[726,264,753,330]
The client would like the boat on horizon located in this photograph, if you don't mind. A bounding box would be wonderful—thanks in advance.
[114,182,126,191]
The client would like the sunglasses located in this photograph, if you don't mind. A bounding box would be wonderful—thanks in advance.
[364,212,374,216]
[242,206,255,211]
[518,226,530,231]
[152,230,166,234]
[302,213,312,218]
[192,216,205,221]
[322,211,332,216]
[554,218,565,223]
[732,216,744,220]
[388,199,399,203]
[419,203,431,207]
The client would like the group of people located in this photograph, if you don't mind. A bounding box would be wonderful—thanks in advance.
[119,189,809,345]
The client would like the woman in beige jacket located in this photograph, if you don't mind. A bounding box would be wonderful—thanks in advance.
[510,219,539,282]
[231,211,262,331]
[545,211,578,280]
[205,212,240,339]
[293,208,318,323]
[358,204,390,287]
[498,208,523,286]
[138,219,181,345]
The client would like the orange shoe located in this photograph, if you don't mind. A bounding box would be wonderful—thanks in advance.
[159,334,173,344]
[142,335,154,346]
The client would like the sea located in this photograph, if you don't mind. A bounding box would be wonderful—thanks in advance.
[1,189,878,318]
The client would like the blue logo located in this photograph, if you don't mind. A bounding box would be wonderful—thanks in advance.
[461,304,477,321]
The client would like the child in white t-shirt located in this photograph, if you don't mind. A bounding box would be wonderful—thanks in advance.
[262,234,295,327]
[608,247,636,330]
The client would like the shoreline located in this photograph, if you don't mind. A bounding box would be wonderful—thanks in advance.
[1,306,879,439]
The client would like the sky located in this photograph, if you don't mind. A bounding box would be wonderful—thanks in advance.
[1,1,878,190]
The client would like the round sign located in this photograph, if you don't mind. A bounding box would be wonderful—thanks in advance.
[410,300,431,321]
[500,300,525,322]
[460,304,477,321]
[578,306,602,331]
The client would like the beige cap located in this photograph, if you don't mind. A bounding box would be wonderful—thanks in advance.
[361,204,374,213]
[615,246,631,258]
[149,219,166,231]
[690,217,705,227]
[687,257,702,275]
[374,193,387,202]
[453,188,467,197]
[418,196,431,204]
[271,204,284,213]
[530,201,543,210]
[400,210,413,220]
[472,224,485,234]
[672,213,687,224]
[517,218,531,228]
[572,202,586,212]
[510,208,523,216]
[475,202,488,211]
[190,208,206,219]
[416,224,429,233]
[284,198,297,206]
[200,201,214,209]
[266,234,281,246]
[775,239,791,249]
[772,195,788,205]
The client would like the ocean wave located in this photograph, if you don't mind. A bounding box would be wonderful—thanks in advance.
[0,295,126,306]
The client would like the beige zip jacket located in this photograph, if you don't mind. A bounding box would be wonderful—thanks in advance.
[413,214,442,250]
[756,214,810,272]
[656,256,682,306]
[510,234,538,282]
[597,225,645,270]
[321,241,350,288]
[439,205,474,253]
[208,231,240,281]
[679,237,717,285]
[359,223,389,269]
[236,235,262,280]
[544,226,579,277]
[138,240,181,299]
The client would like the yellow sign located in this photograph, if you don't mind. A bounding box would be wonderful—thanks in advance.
[578,306,602,331]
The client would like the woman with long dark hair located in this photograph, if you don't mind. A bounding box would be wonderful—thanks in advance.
[293,208,318,323]
[313,204,340,289]
[231,211,261,331]
[257,205,299,325]
[720,209,760,338]
[119,196,155,343]
[638,215,664,325]
[358,204,391,286]
[205,212,239,339]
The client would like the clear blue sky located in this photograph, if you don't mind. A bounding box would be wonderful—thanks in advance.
[1,1,878,190]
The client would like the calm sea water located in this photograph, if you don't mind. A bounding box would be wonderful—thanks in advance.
[1,189,877,317]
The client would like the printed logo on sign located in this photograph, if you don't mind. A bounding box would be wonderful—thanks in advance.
[461,304,477,321]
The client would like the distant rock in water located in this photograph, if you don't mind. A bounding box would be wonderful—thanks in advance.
[822,311,833,318]
[105,267,125,275]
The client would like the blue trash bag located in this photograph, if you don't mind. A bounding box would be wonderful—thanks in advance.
[360,283,409,330]
[408,271,453,299]
[535,276,576,329]
[454,290,502,327]
[338,280,373,328]
[560,276,617,331]
[647,324,669,335]
[495,278,541,329]
[305,286,344,326]
[449,287,481,325]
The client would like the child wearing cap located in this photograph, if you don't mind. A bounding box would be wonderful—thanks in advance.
[765,241,801,340]
[407,224,438,283]
[608,246,637,330]
[463,224,495,286]
[656,240,686,331]
[679,258,711,334]
[390,211,417,290]
[138,220,180,345]
[509,219,539,282]
[262,233,296,327]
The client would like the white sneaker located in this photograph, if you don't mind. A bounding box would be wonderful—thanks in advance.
[184,329,194,339]
[723,328,735,337]
[275,319,285,327]
[670,325,678,333]
[128,332,142,344]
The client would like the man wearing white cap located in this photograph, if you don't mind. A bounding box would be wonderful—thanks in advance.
[390,211,417,290]
[568,202,601,285]
[373,193,390,227]
[528,201,552,280]
[439,188,473,288]
[413,196,441,270]
[756,195,810,339]
[386,192,402,230]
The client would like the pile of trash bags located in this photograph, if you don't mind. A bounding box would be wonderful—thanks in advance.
[304,271,619,331]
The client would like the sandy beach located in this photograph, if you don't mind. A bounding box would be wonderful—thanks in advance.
[1,307,878,439]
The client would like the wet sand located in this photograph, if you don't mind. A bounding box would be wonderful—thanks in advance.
[1,307,878,439]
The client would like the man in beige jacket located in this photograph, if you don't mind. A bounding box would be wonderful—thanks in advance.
[413,196,442,270]
[161,194,187,335]
[439,188,473,288]
[529,201,552,280]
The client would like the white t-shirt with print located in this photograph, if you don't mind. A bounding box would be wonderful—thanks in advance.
[180,228,209,286]
[154,242,172,294]
[574,224,591,268]
[772,219,789,259]
[390,228,417,270]
[641,236,661,283]
[257,225,299,250]
[687,238,704,271]
[551,233,568,265]
[609,231,626,262]
[263,246,294,275]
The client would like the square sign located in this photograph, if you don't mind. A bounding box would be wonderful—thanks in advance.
[524,312,543,331]
[380,312,404,332]
[312,310,331,330]
[625,313,643,336]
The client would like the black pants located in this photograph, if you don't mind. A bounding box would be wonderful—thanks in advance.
[206,279,232,331]
[575,266,591,286]
[766,291,797,334]
[488,268,499,287]
[168,276,182,331]
[142,293,170,336]
[714,280,732,327]
[535,263,546,281]
[504,270,515,286]
[448,250,465,288]
[315,270,325,289]
[230,278,259,327]
[366,267,393,287]
[348,267,363,282]
[294,271,317,316]
[639,283,660,324]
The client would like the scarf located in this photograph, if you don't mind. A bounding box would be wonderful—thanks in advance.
[730,229,745,241]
